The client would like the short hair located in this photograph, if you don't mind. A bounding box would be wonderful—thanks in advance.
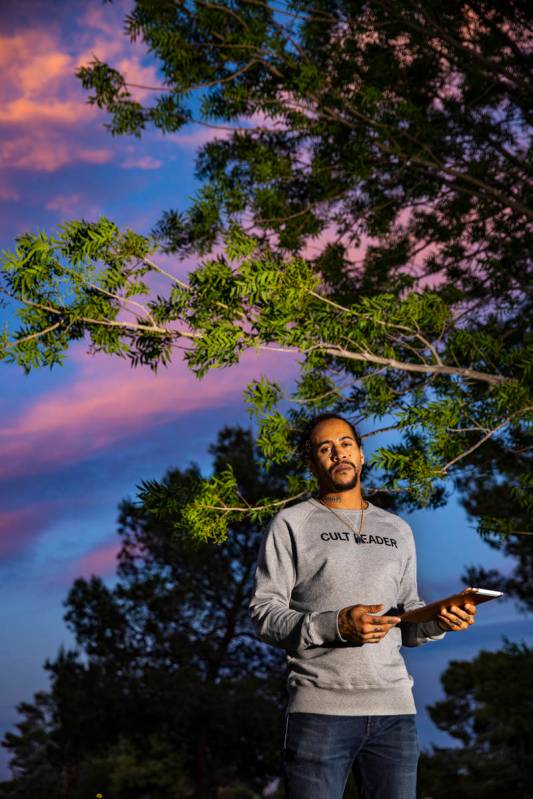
[299,413,362,460]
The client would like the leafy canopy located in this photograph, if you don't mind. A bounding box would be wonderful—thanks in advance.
[1,0,532,543]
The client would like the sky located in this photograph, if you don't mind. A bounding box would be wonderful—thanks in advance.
[0,0,531,782]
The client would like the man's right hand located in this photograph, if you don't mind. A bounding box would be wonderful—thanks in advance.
[337,604,401,644]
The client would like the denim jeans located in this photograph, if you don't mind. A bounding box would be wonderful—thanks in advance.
[283,712,419,799]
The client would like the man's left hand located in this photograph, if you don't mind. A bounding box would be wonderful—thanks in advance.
[436,601,476,632]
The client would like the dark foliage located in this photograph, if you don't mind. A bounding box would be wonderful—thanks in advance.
[419,641,533,798]
[1,428,287,799]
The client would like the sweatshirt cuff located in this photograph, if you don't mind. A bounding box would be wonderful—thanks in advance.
[418,619,446,640]
[307,609,342,645]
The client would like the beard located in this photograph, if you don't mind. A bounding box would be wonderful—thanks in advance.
[324,462,359,492]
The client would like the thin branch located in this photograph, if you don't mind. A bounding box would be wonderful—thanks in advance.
[506,444,533,454]
[240,0,336,24]
[195,0,252,32]
[236,491,252,509]
[122,81,167,92]
[441,406,533,472]
[447,426,491,434]
[74,316,200,338]
[291,382,350,405]
[14,296,202,341]
[364,485,404,494]
[380,332,429,367]
[86,281,157,326]
[2,322,61,349]
[307,288,445,366]
[143,257,190,289]
[255,187,347,225]
[361,423,401,439]
[126,59,258,95]
[205,489,308,513]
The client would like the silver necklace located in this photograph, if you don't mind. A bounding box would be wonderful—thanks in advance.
[313,497,368,537]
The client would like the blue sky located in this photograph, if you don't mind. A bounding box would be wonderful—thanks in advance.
[0,0,530,780]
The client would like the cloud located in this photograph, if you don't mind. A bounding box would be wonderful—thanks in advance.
[0,502,65,559]
[0,130,114,172]
[0,182,19,201]
[171,125,233,150]
[0,345,297,480]
[63,540,121,582]
[45,193,84,214]
[121,155,163,170]
[0,5,160,174]
[81,4,124,38]
[43,191,105,218]
[0,30,91,126]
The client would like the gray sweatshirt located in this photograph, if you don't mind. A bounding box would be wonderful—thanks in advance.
[249,499,444,716]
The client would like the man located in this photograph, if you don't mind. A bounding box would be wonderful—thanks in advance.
[249,413,476,799]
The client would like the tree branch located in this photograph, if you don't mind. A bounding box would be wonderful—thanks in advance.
[205,489,308,513]
[143,258,190,289]
[321,344,508,385]
[441,406,533,473]
[13,296,202,341]
[2,322,61,350]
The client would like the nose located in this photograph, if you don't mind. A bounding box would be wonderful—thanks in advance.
[330,445,344,461]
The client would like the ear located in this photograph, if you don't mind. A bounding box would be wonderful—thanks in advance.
[307,456,317,476]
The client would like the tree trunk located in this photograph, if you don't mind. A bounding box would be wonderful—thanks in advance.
[194,735,217,799]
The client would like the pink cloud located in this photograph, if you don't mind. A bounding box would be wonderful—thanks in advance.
[44,191,106,219]
[171,125,233,150]
[0,130,114,172]
[65,540,121,582]
[0,502,63,559]
[81,4,125,38]
[0,346,297,480]
[121,155,163,170]
[114,56,163,103]
[0,31,92,126]
[45,193,84,214]
[0,183,19,201]
[0,490,119,567]
[0,5,159,174]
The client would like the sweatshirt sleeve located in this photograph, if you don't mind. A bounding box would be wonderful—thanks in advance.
[398,525,445,647]
[249,513,342,650]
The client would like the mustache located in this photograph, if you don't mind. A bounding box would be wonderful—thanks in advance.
[329,461,356,475]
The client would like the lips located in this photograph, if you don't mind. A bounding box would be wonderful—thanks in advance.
[332,463,354,475]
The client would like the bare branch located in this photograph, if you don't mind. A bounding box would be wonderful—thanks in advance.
[441,406,533,473]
